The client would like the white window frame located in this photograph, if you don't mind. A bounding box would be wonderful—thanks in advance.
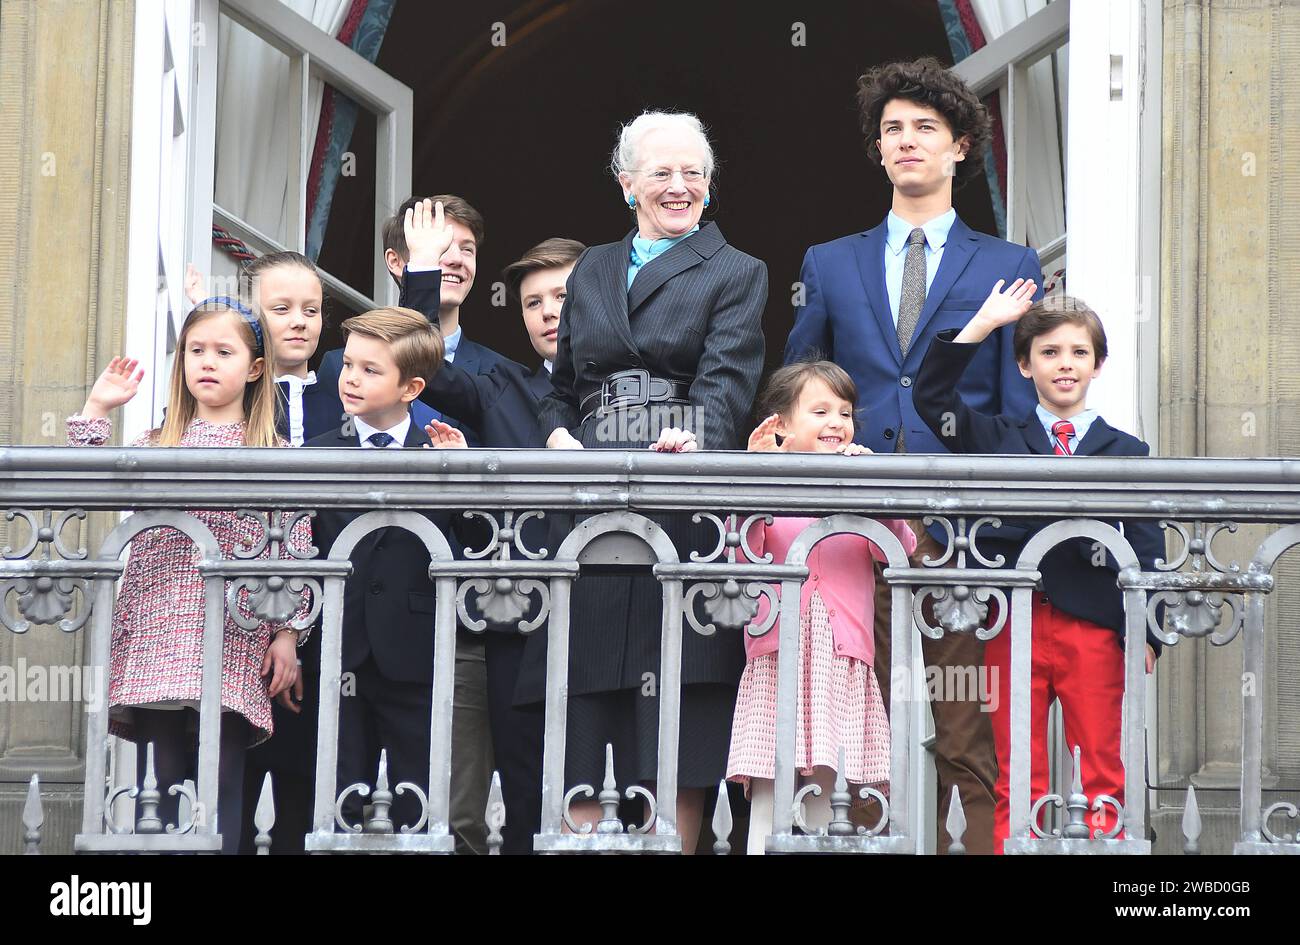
[202,0,413,313]
[124,0,413,432]
[124,0,196,433]
[951,0,1071,271]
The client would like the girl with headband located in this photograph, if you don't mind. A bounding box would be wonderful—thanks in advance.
[66,297,312,853]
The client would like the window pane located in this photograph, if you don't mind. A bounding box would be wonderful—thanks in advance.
[213,12,294,247]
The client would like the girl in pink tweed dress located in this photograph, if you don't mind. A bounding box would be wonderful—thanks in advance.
[67,298,310,852]
[728,362,917,854]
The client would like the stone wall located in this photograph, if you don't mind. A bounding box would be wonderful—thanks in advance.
[1157,0,1300,853]
[0,0,135,854]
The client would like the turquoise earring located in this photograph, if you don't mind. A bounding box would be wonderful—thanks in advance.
[627,195,636,208]
[704,194,711,207]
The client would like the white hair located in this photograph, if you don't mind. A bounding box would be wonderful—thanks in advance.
[610,111,716,181]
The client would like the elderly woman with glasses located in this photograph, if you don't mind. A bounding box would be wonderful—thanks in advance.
[520,110,767,853]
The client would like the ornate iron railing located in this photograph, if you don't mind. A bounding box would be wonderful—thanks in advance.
[3,446,1299,854]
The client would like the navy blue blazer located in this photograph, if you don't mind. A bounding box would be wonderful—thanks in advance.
[417,357,553,450]
[401,267,524,447]
[914,330,1165,652]
[785,213,1040,454]
[303,416,451,685]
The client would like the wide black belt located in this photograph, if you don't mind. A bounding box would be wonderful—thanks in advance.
[579,368,692,422]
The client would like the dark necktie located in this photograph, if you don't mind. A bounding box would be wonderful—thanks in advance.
[1052,420,1075,456]
[894,227,927,454]
[367,432,395,448]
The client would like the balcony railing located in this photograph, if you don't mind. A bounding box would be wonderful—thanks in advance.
[4,446,1299,854]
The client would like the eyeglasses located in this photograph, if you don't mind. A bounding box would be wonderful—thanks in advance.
[635,168,707,184]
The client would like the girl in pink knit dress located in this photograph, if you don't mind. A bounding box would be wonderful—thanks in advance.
[727,361,917,854]
[67,298,310,853]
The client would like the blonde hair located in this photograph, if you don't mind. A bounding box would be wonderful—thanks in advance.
[158,300,280,447]
[340,307,443,384]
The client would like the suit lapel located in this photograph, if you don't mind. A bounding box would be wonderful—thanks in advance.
[910,215,979,349]
[528,365,554,401]
[591,235,635,356]
[454,338,480,375]
[1019,412,1054,454]
[1072,417,1120,456]
[403,415,430,449]
[627,222,724,315]
[337,423,360,448]
[853,222,900,367]
[275,380,291,440]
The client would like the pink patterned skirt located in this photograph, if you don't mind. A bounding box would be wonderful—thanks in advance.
[727,592,890,789]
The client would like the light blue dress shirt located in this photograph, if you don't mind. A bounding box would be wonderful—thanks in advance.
[1035,404,1097,453]
[884,208,957,326]
[628,225,700,288]
[443,325,462,363]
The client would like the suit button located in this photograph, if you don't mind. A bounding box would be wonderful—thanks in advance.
[369,582,383,595]
[900,376,912,388]
[883,428,895,440]
[829,609,836,617]
[811,573,819,581]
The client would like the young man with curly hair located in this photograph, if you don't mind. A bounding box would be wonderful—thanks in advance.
[784,56,1044,854]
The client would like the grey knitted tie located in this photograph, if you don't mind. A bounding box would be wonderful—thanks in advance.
[894,227,927,453]
[896,227,927,356]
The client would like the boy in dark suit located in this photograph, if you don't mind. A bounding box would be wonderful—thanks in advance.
[913,283,1163,853]
[305,306,448,830]
[418,234,585,854]
[385,193,523,447]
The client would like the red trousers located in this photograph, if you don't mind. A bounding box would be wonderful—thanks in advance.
[986,596,1125,853]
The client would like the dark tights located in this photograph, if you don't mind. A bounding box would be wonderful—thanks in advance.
[131,708,249,855]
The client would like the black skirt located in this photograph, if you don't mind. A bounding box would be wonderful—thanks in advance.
[563,683,737,790]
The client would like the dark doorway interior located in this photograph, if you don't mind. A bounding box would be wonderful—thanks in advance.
[317,0,997,374]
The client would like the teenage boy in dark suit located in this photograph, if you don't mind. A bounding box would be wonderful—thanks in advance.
[784,57,1044,853]
[383,193,521,447]
[305,306,448,830]
[417,232,585,853]
[913,281,1162,853]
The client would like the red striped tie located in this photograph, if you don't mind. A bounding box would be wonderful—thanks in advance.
[1052,420,1075,456]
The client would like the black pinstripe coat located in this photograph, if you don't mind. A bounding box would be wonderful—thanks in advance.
[520,222,768,700]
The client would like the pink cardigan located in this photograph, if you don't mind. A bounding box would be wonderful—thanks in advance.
[741,517,917,665]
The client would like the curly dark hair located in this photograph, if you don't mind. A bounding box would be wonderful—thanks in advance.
[856,56,991,189]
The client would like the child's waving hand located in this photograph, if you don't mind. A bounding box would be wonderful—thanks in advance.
[975,277,1037,329]
[184,263,205,306]
[83,357,145,418]
[953,277,1040,344]
[747,413,786,452]
[405,198,455,269]
[424,419,468,449]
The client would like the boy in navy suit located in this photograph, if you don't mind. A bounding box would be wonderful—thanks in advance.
[785,56,1043,853]
[305,306,449,831]
[386,193,522,445]
[418,234,585,853]
[914,283,1163,853]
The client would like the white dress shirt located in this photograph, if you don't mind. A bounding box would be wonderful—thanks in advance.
[277,371,317,447]
[352,413,411,449]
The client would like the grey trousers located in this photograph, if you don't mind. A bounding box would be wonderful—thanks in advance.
[451,634,493,854]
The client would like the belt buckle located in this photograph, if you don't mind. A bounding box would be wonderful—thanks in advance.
[601,368,651,413]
